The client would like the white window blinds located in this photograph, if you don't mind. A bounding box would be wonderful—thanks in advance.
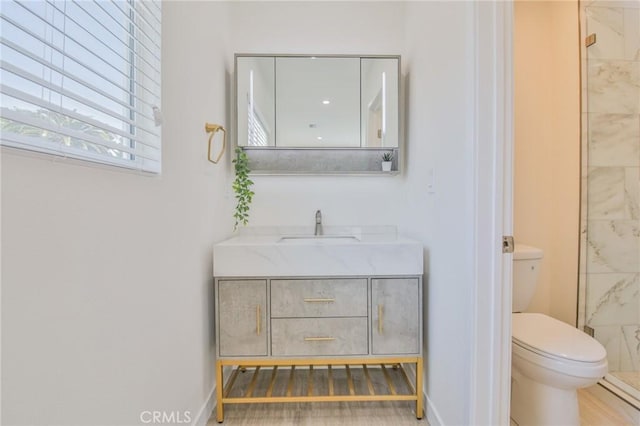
[248,103,268,147]
[0,0,162,173]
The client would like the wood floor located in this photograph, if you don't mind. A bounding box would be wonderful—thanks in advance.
[610,371,640,392]
[207,401,422,426]
[578,385,639,426]
[207,379,639,426]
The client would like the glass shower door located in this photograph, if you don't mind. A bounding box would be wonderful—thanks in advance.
[579,0,640,405]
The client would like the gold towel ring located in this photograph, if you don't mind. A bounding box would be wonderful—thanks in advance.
[205,123,226,164]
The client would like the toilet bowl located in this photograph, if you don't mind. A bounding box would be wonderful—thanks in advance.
[511,313,608,426]
[511,246,608,426]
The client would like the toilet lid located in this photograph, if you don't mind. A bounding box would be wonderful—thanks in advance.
[512,313,606,363]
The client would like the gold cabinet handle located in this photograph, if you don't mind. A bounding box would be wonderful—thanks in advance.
[256,305,261,336]
[378,304,383,334]
[303,298,335,303]
[304,337,336,342]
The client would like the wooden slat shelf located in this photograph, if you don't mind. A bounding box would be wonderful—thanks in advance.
[215,357,423,423]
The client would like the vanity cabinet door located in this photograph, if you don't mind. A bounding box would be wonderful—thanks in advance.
[218,280,267,357]
[371,278,421,355]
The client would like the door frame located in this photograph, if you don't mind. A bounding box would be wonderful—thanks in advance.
[469,1,514,425]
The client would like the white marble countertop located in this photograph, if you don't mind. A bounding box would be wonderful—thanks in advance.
[213,226,424,277]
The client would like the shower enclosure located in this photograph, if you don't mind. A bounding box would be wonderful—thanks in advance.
[579,0,639,405]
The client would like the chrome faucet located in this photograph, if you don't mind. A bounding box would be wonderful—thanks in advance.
[314,210,323,236]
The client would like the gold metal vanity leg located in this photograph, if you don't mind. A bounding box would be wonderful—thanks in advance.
[216,361,224,423]
[416,357,424,420]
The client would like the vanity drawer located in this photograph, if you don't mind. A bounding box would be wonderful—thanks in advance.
[271,317,368,356]
[271,279,367,318]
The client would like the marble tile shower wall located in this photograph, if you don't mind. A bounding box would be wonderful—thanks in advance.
[580,1,640,374]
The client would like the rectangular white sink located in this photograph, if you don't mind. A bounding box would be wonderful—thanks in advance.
[278,235,360,243]
[213,226,423,277]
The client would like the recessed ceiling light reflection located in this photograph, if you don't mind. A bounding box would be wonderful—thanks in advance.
[317,136,323,140]
[322,100,330,105]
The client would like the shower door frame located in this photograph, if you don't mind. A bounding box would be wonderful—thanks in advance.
[578,0,640,408]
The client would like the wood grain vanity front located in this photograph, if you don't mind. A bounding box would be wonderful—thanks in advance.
[271,317,368,356]
[371,278,420,354]
[218,280,267,357]
[270,279,369,356]
[270,278,367,318]
[216,276,421,358]
[214,275,424,422]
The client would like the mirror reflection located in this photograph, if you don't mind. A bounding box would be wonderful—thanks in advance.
[236,57,275,147]
[276,57,360,147]
[361,58,399,148]
[236,55,399,149]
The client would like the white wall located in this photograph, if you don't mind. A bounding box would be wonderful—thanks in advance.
[226,1,408,231]
[1,2,233,425]
[2,2,486,425]
[404,3,475,424]
[514,0,580,325]
[514,0,555,315]
[227,2,476,425]
[548,0,580,326]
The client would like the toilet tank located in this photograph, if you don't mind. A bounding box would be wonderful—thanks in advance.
[512,244,543,312]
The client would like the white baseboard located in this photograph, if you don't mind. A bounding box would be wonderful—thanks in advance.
[192,366,233,426]
[424,391,444,426]
[192,384,216,426]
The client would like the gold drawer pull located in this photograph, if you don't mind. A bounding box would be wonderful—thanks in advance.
[303,298,335,303]
[378,304,384,334]
[304,337,336,342]
[256,305,261,336]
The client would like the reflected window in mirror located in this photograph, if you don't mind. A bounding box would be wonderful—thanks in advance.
[237,57,275,147]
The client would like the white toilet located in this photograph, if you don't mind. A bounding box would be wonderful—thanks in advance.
[511,244,608,426]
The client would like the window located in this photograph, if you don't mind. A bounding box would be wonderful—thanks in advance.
[0,0,161,173]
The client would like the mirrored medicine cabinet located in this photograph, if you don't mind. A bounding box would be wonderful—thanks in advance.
[235,54,401,175]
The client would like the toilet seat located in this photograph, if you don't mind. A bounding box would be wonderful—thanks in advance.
[512,313,608,379]
[512,339,608,379]
[512,313,606,363]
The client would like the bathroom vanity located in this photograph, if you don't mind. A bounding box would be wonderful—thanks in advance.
[213,227,424,422]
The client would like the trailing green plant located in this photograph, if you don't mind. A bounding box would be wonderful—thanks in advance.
[232,147,254,231]
[382,152,393,162]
